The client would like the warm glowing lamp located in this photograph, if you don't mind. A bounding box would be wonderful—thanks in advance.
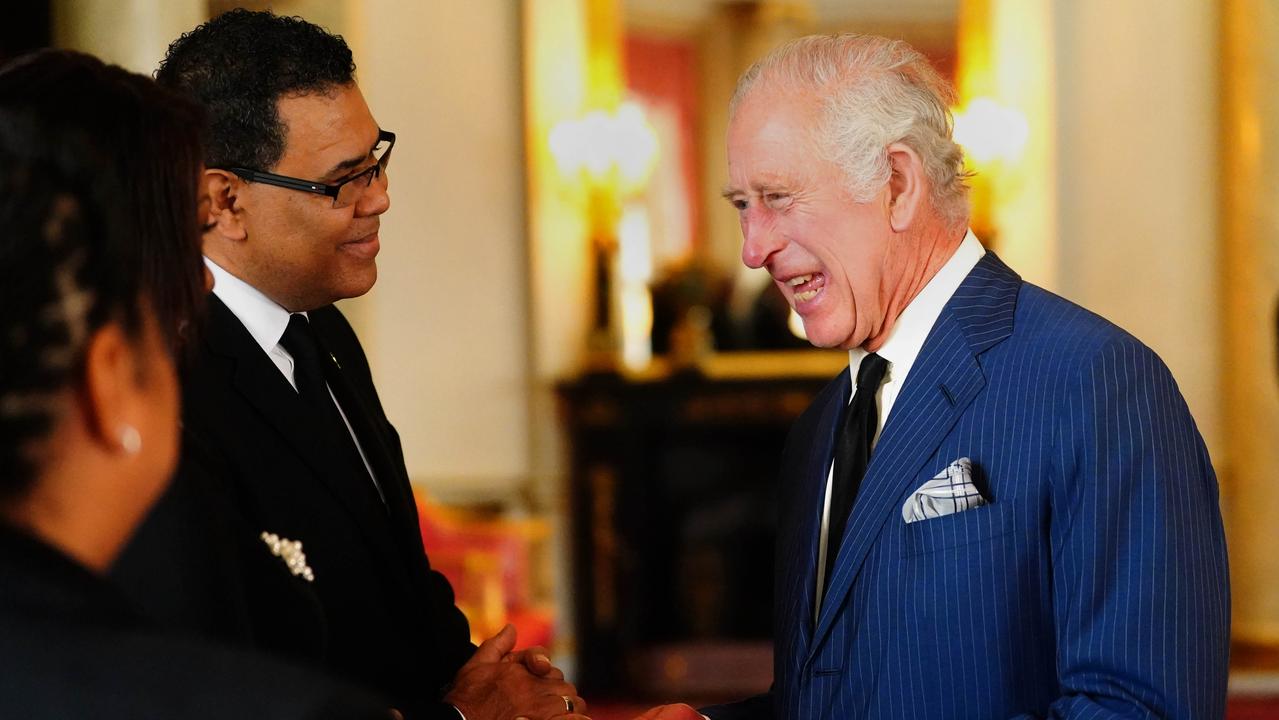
[548,100,659,370]
[953,98,1028,164]
[548,101,659,196]
[954,0,1032,245]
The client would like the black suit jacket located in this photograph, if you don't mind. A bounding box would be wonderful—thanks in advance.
[113,296,475,719]
[0,523,387,720]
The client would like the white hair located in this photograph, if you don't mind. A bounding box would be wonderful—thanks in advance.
[731,34,970,228]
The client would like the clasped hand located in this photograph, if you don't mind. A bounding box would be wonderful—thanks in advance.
[550,703,704,720]
[445,624,585,720]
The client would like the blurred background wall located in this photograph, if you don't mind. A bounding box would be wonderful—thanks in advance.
[15,0,1278,693]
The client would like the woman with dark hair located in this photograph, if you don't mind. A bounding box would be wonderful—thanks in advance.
[0,50,388,719]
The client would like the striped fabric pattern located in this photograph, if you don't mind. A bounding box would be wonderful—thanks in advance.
[703,253,1229,720]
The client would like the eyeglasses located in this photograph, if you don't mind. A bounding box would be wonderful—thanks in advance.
[224,130,395,208]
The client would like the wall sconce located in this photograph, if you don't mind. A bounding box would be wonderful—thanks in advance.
[953,97,1028,164]
[549,102,659,195]
[548,100,660,371]
[952,96,1029,243]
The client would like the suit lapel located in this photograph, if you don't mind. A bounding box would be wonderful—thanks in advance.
[316,343,429,570]
[778,372,850,662]
[807,253,1021,661]
[202,297,405,571]
[204,296,334,479]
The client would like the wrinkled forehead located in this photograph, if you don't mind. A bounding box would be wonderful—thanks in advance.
[728,86,825,158]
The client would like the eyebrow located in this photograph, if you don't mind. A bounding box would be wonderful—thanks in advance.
[720,180,793,199]
[321,134,383,180]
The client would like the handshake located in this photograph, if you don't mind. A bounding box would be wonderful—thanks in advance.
[443,625,703,720]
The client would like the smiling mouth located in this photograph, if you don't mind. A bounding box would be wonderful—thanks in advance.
[339,231,380,261]
[341,232,378,251]
[785,273,825,303]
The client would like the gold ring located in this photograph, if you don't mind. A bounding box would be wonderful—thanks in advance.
[562,695,575,713]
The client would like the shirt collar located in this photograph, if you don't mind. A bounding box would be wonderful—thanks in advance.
[848,229,986,385]
[205,257,300,355]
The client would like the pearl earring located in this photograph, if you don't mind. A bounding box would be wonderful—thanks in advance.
[120,425,142,455]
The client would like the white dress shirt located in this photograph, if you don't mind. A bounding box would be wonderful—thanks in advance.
[813,231,985,616]
[205,258,385,502]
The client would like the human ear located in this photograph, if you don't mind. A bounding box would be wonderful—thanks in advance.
[79,323,144,455]
[202,169,248,242]
[886,142,926,232]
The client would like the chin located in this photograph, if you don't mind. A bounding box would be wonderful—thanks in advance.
[336,269,378,300]
[799,315,856,350]
[800,326,844,350]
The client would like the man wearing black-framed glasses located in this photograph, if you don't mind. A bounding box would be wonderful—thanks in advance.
[112,10,582,720]
[203,94,392,312]
[224,129,396,210]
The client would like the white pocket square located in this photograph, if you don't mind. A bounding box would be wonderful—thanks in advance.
[902,457,987,524]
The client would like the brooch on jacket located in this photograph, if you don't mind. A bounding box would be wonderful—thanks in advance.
[260,531,315,582]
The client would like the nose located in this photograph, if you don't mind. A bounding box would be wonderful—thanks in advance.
[355,171,391,217]
[740,212,785,269]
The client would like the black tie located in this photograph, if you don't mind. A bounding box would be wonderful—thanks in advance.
[824,352,889,595]
[278,313,385,506]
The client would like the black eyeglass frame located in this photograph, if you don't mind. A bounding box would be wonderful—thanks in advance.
[221,129,395,207]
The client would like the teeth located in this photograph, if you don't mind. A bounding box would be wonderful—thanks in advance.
[787,274,813,287]
[794,289,819,302]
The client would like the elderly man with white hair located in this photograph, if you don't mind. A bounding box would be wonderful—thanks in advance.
[702,33,1228,720]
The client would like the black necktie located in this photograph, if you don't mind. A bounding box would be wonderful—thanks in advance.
[279,313,385,506]
[823,352,889,595]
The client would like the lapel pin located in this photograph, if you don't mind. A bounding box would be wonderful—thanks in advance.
[260,531,315,582]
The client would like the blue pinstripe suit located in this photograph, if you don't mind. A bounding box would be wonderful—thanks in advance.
[704,253,1229,719]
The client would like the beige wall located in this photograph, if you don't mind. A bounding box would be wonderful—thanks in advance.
[1052,0,1221,457]
[990,0,1220,456]
[347,1,530,502]
[53,0,204,74]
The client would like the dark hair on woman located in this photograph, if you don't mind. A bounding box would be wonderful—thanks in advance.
[0,50,206,500]
[156,8,356,171]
